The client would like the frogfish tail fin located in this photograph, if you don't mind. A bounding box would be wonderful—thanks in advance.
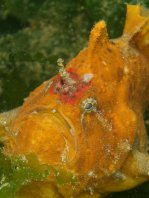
[124,4,149,58]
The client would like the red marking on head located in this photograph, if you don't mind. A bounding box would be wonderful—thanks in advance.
[49,69,91,105]
[60,82,90,104]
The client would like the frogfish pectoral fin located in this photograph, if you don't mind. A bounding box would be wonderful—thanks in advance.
[132,150,149,177]
[121,151,149,187]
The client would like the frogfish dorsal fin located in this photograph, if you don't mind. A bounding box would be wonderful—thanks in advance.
[88,21,109,57]
[124,5,149,58]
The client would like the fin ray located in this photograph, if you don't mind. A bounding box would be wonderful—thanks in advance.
[124,5,149,58]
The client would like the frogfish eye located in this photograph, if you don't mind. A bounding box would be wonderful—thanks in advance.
[82,98,97,113]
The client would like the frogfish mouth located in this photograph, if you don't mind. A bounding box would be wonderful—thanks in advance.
[0,5,149,198]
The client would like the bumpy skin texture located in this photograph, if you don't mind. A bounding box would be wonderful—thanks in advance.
[2,5,149,198]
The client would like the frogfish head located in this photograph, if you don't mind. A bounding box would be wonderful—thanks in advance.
[5,21,136,174]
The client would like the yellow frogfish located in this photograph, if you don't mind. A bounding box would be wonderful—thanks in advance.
[0,4,149,198]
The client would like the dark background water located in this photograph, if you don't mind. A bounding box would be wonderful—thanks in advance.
[0,0,149,197]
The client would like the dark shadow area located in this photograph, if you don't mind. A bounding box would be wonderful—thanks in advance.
[0,15,28,35]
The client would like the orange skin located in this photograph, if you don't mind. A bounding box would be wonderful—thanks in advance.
[1,5,149,198]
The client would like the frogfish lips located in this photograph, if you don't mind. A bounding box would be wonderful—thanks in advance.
[6,108,77,166]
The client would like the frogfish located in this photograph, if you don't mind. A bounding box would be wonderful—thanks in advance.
[0,4,149,198]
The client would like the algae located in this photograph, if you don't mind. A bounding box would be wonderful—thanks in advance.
[0,147,79,198]
[0,150,50,198]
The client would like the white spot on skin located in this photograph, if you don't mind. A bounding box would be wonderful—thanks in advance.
[113,154,120,165]
[88,187,94,195]
[117,139,131,152]
[11,130,19,137]
[104,144,112,156]
[88,170,97,178]
[112,171,126,181]
[0,120,7,126]
[124,66,129,74]
[84,186,95,196]
[51,109,57,113]
[82,73,93,83]
[31,110,38,114]
[80,112,85,129]
[72,175,76,180]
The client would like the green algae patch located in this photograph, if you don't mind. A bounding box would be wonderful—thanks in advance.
[52,167,79,186]
[17,167,80,198]
[0,150,50,198]
[0,148,79,198]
